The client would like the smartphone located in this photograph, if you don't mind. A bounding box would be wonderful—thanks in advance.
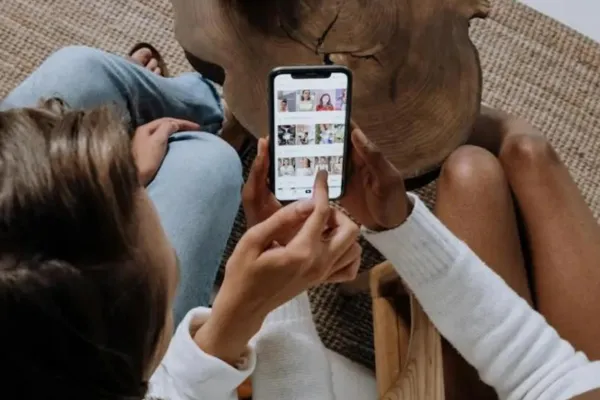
[268,65,353,202]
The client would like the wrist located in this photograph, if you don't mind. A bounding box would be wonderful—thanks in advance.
[364,222,393,232]
[365,194,414,232]
[193,299,265,364]
[194,316,258,365]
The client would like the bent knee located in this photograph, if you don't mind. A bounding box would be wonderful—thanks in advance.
[499,133,559,169]
[439,145,506,192]
[202,135,243,189]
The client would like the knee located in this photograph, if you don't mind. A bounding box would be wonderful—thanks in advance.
[176,133,243,198]
[499,133,559,170]
[46,46,106,67]
[439,145,506,193]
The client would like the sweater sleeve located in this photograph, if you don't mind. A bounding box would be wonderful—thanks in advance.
[250,293,336,399]
[363,194,600,400]
[147,307,255,400]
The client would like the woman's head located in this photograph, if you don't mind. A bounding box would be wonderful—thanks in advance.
[283,158,289,166]
[319,156,327,164]
[301,90,311,101]
[302,157,311,168]
[279,98,287,110]
[320,94,331,106]
[0,100,177,399]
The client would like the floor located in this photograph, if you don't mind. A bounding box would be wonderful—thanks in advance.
[519,0,600,43]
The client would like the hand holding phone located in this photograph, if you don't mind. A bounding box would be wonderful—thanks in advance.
[269,66,353,201]
[243,138,285,230]
[244,137,353,248]
[339,125,411,232]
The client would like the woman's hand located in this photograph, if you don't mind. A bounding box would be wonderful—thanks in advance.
[243,137,340,247]
[340,124,411,231]
[242,138,282,229]
[132,118,200,186]
[196,172,361,363]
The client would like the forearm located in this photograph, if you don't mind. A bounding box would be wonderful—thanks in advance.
[152,293,336,400]
[363,194,600,399]
[194,307,262,365]
[148,307,255,400]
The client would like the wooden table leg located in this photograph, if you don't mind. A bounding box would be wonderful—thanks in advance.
[369,261,445,399]
[370,263,411,397]
[384,297,445,400]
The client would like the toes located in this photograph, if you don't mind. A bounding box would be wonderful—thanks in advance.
[131,47,153,66]
[130,45,165,76]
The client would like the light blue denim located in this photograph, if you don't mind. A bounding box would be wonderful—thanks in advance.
[1,46,242,324]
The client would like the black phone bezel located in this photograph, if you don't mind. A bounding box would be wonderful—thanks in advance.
[268,65,353,202]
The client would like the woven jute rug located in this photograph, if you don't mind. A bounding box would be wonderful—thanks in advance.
[2,0,600,369]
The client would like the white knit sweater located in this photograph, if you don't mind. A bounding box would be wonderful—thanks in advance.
[149,194,600,400]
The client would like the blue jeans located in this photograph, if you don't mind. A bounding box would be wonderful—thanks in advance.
[1,46,242,324]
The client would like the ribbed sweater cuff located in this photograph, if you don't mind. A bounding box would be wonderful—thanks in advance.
[362,193,467,288]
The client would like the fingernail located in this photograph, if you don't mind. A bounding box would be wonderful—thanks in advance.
[296,199,315,215]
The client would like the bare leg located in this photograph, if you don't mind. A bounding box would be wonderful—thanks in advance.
[434,145,531,400]
[499,134,600,360]
[436,146,532,302]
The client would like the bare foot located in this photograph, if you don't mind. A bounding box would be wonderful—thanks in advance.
[130,47,162,76]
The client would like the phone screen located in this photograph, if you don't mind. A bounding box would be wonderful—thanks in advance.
[271,70,350,201]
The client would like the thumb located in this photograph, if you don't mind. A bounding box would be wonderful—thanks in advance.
[240,199,315,253]
[243,138,269,203]
[351,127,398,180]
[152,120,180,142]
